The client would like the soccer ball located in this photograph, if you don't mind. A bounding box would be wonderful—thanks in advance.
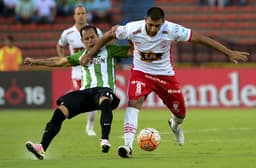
[137,128,161,151]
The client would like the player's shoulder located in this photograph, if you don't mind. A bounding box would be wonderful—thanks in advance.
[123,20,144,34]
[61,25,76,35]
[162,20,178,29]
[162,20,189,34]
[126,20,144,27]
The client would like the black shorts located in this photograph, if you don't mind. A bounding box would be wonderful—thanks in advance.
[56,87,120,119]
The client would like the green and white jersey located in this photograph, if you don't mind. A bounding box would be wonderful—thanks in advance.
[67,44,129,91]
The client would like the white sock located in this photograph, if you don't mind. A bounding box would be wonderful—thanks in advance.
[123,107,140,149]
[86,111,97,130]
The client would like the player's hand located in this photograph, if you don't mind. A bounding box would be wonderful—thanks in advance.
[24,57,33,65]
[227,51,249,64]
[111,25,119,32]
[80,54,92,66]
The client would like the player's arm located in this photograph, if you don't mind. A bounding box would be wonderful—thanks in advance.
[190,31,249,63]
[127,40,133,56]
[80,25,119,65]
[56,43,66,57]
[24,56,71,67]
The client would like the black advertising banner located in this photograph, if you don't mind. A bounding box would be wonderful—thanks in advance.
[0,71,52,108]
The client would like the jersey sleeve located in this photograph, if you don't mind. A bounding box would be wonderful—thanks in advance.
[169,22,192,42]
[115,25,128,40]
[58,30,68,47]
[115,21,141,40]
[96,28,103,37]
[67,50,84,66]
[106,45,130,58]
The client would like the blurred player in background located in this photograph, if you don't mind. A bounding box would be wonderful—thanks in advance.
[80,7,249,158]
[0,34,23,71]
[56,5,102,136]
[24,25,131,160]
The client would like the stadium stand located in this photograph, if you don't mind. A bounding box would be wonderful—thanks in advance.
[0,0,122,60]
[155,0,256,63]
[0,0,255,63]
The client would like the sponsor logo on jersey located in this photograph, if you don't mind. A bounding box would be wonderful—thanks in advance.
[168,89,181,94]
[145,74,167,85]
[92,57,106,64]
[139,51,163,62]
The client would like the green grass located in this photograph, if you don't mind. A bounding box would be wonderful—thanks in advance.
[0,108,255,168]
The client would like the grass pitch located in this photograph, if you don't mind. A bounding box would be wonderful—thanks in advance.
[0,108,255,168]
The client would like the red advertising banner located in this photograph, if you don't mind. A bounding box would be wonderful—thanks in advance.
[51,68,256,109]
[0,71,52,109]
[52,68,73,108]
[176,68,256,108]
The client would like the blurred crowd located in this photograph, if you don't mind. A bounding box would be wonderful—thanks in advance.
[197,0,247,8]
[0,0,113,24]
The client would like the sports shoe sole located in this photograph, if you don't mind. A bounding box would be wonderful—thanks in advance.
[118,146,132,158]
[25,142,44,160]
[101,144,111,153]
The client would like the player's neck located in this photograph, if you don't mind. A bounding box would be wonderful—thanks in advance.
[76,23,87,31]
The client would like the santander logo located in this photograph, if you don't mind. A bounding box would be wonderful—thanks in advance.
[115,70,256,108]
[182,72,256,107]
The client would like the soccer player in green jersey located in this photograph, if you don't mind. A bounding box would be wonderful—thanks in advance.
[24,25,131,160]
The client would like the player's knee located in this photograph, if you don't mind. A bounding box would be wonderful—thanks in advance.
[128,97,145,109]
[50,108,66,123]
[47,108,66,134]
[58,105,69,118]
[99,96,110,106]
[99,98,112,109]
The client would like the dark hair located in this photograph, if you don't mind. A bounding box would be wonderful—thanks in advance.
[74,5,87,14]
[6,34,14,42]
[80,25,98,38]
[146,7,165,21]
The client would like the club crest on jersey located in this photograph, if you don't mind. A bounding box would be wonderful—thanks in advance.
[172,101,180,113]
[161,40,167,48]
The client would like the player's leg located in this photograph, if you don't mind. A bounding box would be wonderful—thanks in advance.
[99,97,112,153]
[96,88,120,153]
[72,79,97,136]
[118,100,142,158]
[118,70,151,158]
[25,91,84,160]
[168,114,185,145]
[85,110,97,136]
[155,75,186,145]
[25,106,67,160]
[167,92,186,146]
